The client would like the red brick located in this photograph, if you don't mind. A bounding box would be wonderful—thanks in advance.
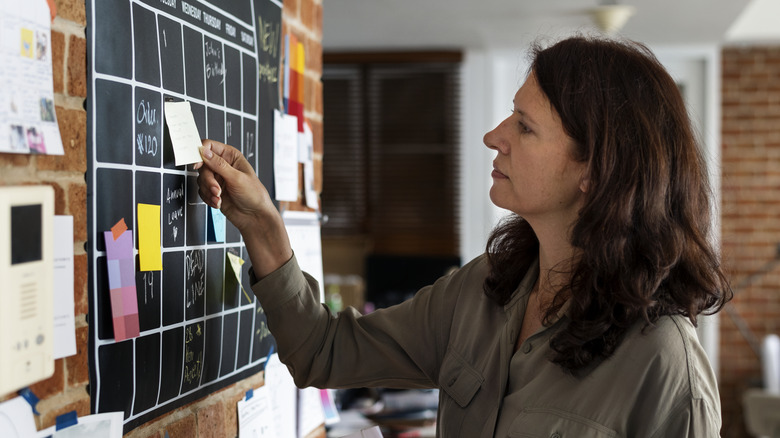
[73,254,88,315]
[301,0,318,35]
[66,326,89,387]
[196,403,225,438]
[51,31,65,94]
[0,154,32,168]
[54,0,86,25]
[165,414,197,438]
[284,0,299,19]
[39,395,91,431]
[68,182,87,240]
[28,359,65,399]
[42,181,66,215]
[67,36,87,97]
[36,107,87,172]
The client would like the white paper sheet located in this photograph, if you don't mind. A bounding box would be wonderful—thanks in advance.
[53,215,76,359]
[283,211,324,302]
[300,123,318,210]
[0,397,37,438]
[237,386,277,438]
[264,354,298,438]
[274,110,300,202]
[297,386,325,438]
[0,0,64,155]
[36,412,123,438]
[164,101,203,166]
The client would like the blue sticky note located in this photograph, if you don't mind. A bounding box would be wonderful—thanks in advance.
[207,207,226,243]
[55,411,78,430]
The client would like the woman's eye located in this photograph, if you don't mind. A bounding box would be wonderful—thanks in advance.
[518,122,531,134]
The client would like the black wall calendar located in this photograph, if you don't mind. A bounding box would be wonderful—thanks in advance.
[86,0,282,432]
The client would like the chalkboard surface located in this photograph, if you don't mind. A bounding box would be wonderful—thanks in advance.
[86,0,282,432]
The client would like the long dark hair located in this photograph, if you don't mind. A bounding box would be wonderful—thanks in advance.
[484,36,732,372]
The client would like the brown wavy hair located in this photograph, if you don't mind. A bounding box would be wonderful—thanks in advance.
[484,36,732,372]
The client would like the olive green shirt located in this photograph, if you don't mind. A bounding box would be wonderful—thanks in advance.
[251,254,721,437]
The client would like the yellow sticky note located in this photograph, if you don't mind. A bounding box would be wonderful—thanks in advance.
[138,204,163,271]
[226,252,252,303]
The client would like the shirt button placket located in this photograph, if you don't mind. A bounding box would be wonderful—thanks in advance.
[522,342,532,354]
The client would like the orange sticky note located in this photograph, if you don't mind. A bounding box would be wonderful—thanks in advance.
[111,218,128,241]
[138,204,162,271]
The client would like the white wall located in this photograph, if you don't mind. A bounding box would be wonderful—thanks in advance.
[458,44,723,374]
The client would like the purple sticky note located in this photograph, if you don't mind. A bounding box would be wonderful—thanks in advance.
[107,259,122,290]
[104,230,133,261]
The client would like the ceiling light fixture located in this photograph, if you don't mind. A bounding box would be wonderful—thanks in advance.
[588,1,636,34]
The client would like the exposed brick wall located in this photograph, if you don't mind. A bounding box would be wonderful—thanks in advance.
[0,0,324,436]
[721,45,780,438]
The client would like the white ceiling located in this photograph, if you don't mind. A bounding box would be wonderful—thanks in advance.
[322,0,769,51]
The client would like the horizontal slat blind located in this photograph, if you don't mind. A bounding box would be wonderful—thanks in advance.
[322,57,460,257]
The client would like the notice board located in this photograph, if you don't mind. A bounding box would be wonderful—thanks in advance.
[86,0,282,432]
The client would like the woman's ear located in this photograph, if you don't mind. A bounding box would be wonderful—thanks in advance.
[579,175,590,193]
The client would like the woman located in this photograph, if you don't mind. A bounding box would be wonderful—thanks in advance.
[195,36,731,437]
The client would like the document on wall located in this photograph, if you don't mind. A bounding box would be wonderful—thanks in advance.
[35,412,123,437]
[264,354,297,438]
[53,215,76,359]
[282,211,324,302]
[274,110,299,202]
[300,122,319,210]
[0,397,37,438]
[237,386,277,438]
[0,0,64,155]
[297,387,325,438]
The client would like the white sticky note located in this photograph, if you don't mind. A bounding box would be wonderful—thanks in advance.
[164,101,203,166]
[53,215,76,359]
[274,110,300,202]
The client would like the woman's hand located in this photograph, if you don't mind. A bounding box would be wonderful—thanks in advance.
[195,139,292,277]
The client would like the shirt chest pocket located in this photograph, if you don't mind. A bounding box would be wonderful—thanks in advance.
[438,348,486,437]
[508,407,618,438]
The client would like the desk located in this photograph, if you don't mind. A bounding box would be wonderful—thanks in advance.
[743,389,780,437]
[327,410,436,438]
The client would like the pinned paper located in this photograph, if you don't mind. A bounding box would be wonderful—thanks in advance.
[17,387,40,415]
[110,218,127,241]
[0,397,37,437]
[164,101,203,166]
[274,109,299,202]
[137,204,162,271]
[104,229,140,341]
[207,207,226,242]
[237,385,276,437]
[53,216,77,359]
[36,412,123,437]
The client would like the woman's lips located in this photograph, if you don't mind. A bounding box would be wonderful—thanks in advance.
[492,166,507,179]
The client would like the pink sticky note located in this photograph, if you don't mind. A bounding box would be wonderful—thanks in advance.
[124,315,140,339]
[110,289,125,319]
[122,286,139,314]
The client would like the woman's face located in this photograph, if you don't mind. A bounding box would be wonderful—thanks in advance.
[484,74,587,226]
